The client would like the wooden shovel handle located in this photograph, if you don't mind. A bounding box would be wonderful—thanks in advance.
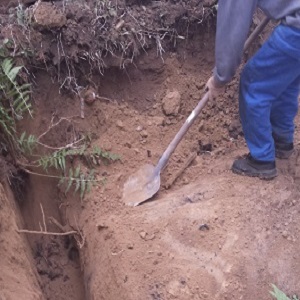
[244,16,270,51]
[155,92,209,173]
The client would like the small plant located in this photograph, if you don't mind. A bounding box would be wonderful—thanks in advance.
[87,146,120,166]
[0,58,32,118]
[0,49,32,161]
[18,132,37,154]
[59,166,96,200]
[270,284,299,300]
[18,131,120,199]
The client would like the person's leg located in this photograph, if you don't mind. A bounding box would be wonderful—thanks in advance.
[233,25,300,178]
[271,77,300,143]
[271,75,300,158]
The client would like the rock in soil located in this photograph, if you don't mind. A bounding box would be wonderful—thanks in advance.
[32,2,66,28]
[162,90,181,116]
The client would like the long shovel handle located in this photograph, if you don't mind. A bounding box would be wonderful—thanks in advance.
[243,16,270,51]
[154,16,270,174]
[155,92,209,173]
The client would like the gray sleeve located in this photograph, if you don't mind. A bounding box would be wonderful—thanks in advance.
[213,0,258,85]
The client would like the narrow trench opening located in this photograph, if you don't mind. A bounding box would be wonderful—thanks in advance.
[18,174,86,300]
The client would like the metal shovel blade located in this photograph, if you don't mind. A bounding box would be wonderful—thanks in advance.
[122,164,160,206]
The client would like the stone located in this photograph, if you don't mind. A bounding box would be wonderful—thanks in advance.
[127,243,134,250]
[198,120,205,132]
[116,120,124,129]
[196,81,205,90]
[97,223,108,230]
[152,116,164,126]
[165,119,172,125]
[139,231,147,239]
[82,87,97,105]
[116,173,123,181]
[33,2,66,28]
[162,90,181,116]
[140,130,148,138]
[103,142,112,151]
[124,142,132,148]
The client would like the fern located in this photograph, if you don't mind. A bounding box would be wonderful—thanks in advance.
[0,39,11,58]
[37,144,120,170]
[16,130,118,199]
[270,285,299,300]
[59,167,96,199]
[37,148,67,172]
[0,57,32,159]
[18,131,37,154]
[0,104,15,138]
[86,146,120,166]
[0,58,32,119]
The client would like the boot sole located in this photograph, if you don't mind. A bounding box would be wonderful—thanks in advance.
[232,167,277,180]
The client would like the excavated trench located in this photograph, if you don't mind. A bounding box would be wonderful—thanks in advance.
[1,8,300,299]
[1,31,220,299]
[20,175,86,300]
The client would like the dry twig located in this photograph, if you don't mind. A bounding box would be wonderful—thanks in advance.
[17,229,78,236]
[165,152,197,189]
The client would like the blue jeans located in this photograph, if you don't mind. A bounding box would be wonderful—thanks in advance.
[239,24,300,162]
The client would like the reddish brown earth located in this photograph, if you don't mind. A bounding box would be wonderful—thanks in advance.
[0,1,300,300]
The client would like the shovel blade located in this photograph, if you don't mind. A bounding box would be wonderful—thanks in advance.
[122,164,160,206]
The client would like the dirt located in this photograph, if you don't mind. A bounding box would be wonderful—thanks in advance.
[0,183,43,300]
[0,1,300,300]
[0,0,217,93]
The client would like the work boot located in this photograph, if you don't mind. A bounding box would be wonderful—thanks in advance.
[232,154,277,180]
[275,141,294,159]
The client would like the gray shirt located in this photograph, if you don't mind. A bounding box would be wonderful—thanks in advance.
[214,0,300,85]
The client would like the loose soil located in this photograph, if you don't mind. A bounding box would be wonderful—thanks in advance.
[0,1,300,300]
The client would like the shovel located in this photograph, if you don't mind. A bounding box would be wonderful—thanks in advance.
[123,16,270,207]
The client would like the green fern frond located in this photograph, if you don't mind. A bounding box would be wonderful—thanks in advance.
[18,131,37,154]
[59,167,96,200]
[0,105,15,138]
[87,146,120,167]
[15,129,116,199]
[1,58,32,118]
[37,149,67,172]
[270,285,298,300]
[0,56,32,160]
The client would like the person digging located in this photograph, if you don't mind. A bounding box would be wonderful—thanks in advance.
[206,0,300,179]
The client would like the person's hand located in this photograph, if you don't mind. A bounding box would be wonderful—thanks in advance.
[205,76,225,101]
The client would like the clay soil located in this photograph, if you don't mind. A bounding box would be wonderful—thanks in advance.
[1,1,300,300]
